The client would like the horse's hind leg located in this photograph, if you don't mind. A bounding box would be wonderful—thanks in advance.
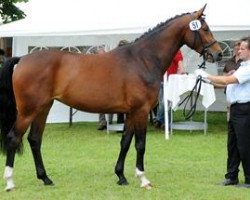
[4,135,17,191]
[28,103,53,186]
[3,116,31,191]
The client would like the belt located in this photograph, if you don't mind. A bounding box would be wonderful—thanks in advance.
[231,101,250,106]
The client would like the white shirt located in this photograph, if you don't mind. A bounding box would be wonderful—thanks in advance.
[226,60,250,104]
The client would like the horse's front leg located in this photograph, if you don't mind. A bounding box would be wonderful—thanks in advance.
[134,130,152,189]
[115,127,134,185]
[114,109,152,189]
[134,112,152,189]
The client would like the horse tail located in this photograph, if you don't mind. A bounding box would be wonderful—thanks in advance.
[0,57,22,154]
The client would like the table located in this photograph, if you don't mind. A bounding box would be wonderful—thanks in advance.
[164,74,216,139]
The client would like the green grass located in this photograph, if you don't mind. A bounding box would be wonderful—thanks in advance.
[1,111,250,200]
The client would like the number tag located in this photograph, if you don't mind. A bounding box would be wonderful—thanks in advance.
[189,20,201,31]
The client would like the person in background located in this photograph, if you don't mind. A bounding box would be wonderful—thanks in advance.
[115,40,130,126]
[154,50,186,130]
[195,36,250,188]
[96,46,113,130]
[0,49,6,68]
[97,40,130,131]
[223,41,242,121]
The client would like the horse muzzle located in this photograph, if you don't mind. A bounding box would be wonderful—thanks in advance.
[204,50,223,63]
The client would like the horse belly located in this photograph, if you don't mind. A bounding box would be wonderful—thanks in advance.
[58,83,126,113]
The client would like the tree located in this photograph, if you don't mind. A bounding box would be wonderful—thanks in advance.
[0,0,28,24]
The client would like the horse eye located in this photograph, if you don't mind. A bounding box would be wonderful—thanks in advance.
[202,24,210,32]
[203,27,210,32]
[199,19,209,32]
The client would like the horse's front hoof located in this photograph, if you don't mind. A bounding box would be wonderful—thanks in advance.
[117,178,129,186]
[43,177,54,186]
[4,180,15,192]
[143,183,153,190]
[5,186,15,192]
[44,182,54,186]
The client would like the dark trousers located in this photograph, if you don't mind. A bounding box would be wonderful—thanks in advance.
[225,102,250,183]
[117,113,124,123]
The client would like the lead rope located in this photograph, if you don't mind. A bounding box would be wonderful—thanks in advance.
[177,76,203,120]
[178,62,207,120]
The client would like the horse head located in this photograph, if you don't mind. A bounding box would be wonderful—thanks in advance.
[184,4,222,62]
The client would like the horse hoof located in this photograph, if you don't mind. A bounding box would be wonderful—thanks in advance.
[44,182,54,186]
[43,178,54,186]
[143,183,153,190]
[44,181,54,186]
[117,179,129,186]
[5,186,15,192]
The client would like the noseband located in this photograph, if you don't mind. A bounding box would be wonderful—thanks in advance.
[190,18,218,65]
[194,31,217,61]
[193,31,217,68]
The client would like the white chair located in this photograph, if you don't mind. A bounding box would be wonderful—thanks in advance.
[105,114,124,134]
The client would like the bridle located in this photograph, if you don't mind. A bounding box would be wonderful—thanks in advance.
[178,17,217,120]
[190,17,218,67]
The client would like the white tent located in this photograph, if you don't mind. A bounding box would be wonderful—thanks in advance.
[0,0,250,123]
[1,0,250,38]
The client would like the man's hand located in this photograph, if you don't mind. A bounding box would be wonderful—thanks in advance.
[194,69,209,78]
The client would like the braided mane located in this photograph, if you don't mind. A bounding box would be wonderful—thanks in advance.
[134,12,190,42]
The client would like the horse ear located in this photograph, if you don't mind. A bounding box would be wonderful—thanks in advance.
[195,4,207,19]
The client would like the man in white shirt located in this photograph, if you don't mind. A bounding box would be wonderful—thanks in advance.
[196,36,250,188]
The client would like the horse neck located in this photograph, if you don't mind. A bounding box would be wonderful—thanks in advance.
[136,17,188,76]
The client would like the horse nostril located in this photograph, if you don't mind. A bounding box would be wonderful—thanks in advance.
[217,52,223,61]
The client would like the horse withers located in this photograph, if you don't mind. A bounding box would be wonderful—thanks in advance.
[0,5,222,191]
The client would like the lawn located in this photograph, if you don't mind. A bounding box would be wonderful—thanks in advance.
[1,111,250,200]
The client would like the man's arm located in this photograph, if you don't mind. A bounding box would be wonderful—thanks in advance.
[208,74,239,85]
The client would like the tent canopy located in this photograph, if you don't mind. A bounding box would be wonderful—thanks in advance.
[0,0,250,37]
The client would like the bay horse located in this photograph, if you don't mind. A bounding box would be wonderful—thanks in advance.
[0,5,222,191]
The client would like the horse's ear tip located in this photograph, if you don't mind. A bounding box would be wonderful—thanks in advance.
[196,3,207,16]
[200,4,207,11]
